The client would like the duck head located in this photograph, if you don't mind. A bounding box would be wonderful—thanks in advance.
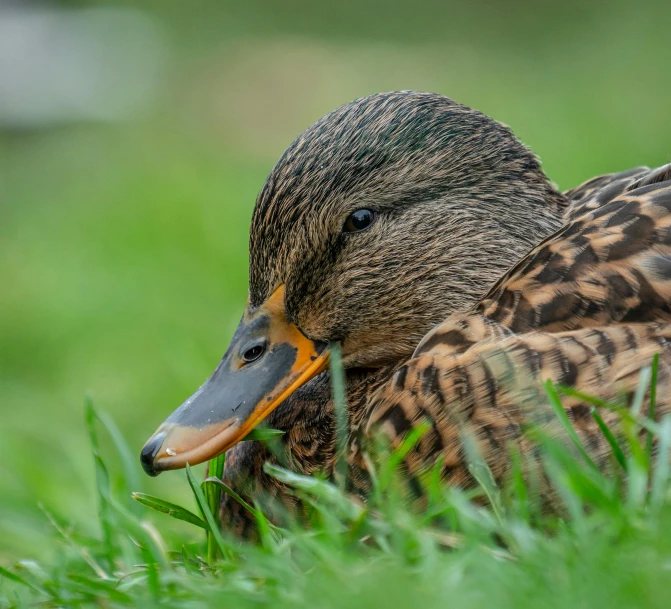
[141,91,567,476]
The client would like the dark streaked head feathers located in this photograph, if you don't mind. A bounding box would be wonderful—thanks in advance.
[248,91,566,367]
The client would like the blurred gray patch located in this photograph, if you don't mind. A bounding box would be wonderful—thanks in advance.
[0,6,166,128]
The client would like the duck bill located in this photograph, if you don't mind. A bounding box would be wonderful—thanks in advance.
[140,285,330,476]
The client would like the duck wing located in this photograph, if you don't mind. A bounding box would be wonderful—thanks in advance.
[562,166,649,220]
[479,163,671,332]
[368,322,671,491]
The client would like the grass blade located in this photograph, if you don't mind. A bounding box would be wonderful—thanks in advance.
[185,463,230,563]
[543,380,598,471]
[205,454,226,564]
[243,428,286,441]
[506,443,529,523]
[253,500,277,552]
[264,462,364,522]
[180,545,199,576]
[560,385,659,435]
[647,353,659,463]
[526,425,614,511]
[108,496,169,568]
[131,493,207,530]
[329,343,349,490]
[650,416,671,512]
[620,368,654,478]
[590,408,627,471]
[0,565,42,593]
[40,504,110,580]
[67,574,133,604]
[556,385,615,409]
[378,421,430,492]
[203,477,261,520]
[630,365,652,417]
[459,423,505,523]
[542,456,586,535]
[626,457,649,510]
[84,397,115,560]
[96,410,143,509]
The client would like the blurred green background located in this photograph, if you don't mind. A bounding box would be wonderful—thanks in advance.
[1,0,670,559]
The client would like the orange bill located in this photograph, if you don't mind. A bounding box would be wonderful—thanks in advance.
[140,285,330,476]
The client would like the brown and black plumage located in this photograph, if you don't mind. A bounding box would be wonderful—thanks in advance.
[140,91,671,537]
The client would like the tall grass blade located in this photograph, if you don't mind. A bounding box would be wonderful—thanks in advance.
[0,566,42,593]
[590,408,627,471]
[630,365,652,417]
[203,477,261,521]
[253,500,277,552]
[180,546,199,576]
[542,455,585,534]
[527,425,613,509]
[243,428,285,441]
[621,369,653,475]
[543,380,598,471]
[185,463,230,563]
[329,343,348,491]
[40,504,110,580]
[96,410,143,511]
[131,493,207,530]
[556,385,614,409]
[647,353,659,462]
[205,454,226,563]
[264,462,364,522]
[459,424,505,523]
[109,496,169,568]
[141,547,161,598]
[378,421,430,492]
[626,458,649,510]
[650,416,671,513]
[561,385,658,434]
[507,443,529,523]
[84,397,115,560]
[67,574,133,604]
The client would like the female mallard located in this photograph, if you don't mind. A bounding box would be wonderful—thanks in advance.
[141,91,671,534]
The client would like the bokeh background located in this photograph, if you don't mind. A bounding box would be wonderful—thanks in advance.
[2,0,670,559]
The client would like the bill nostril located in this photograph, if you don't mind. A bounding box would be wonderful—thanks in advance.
[140,431,166,477]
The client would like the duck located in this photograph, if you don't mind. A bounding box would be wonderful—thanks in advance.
[140,91,671,536]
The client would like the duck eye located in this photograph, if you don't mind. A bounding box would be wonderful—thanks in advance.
[343,209,376,233]
[241,341,266,363]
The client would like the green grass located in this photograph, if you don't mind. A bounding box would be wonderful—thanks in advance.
[2,361,671,608]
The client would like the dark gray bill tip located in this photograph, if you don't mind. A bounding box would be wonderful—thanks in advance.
[140,431,166,477]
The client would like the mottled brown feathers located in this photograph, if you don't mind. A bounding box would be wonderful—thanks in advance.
[478,173,671,333]
[370,323,671,494]
[218,91,671,537]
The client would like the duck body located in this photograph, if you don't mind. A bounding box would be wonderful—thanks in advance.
[221,163,671,535]
[139,92,671,537]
